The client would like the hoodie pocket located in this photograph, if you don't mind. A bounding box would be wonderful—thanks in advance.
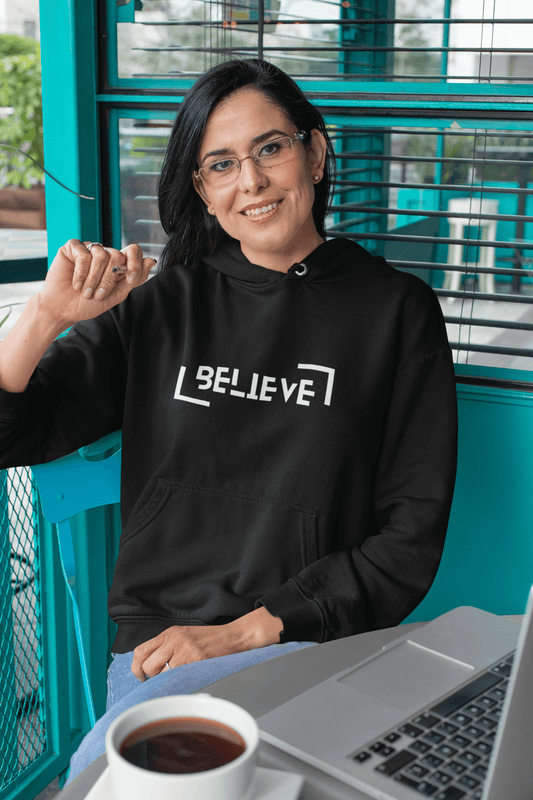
[118,480,318,608]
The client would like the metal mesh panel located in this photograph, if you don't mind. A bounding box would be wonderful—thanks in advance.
[0,467,46,790]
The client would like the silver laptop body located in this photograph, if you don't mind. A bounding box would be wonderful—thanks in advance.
[258,586,533,800]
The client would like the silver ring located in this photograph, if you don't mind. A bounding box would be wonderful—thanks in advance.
[86,242,105,252]
[165,661,172,670]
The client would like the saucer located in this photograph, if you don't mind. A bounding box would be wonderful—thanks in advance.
[85,765,304,800]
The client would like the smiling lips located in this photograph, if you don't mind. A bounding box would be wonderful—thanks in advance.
[242,200,281,220]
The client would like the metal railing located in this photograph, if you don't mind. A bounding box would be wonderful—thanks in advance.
[0,468,46,792]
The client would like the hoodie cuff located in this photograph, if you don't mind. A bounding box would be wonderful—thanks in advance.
[256,580,324,643]
[0,385,29,418]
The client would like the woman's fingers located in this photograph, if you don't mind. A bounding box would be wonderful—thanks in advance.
[131,623,244,682]
[131,634,165,681]
[121,243,147,286]
[131,629,183,680]
[60,239,93,291]
[72,241,108,293]
[74,241,155,301]
[78,242,126,298]
[42,240,155,328]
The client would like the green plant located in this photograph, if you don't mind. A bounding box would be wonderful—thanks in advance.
[0,34,43,188]
[0,34,39,58]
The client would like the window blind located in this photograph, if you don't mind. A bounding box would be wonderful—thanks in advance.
[105,0,533,374]
[111,0,533,85]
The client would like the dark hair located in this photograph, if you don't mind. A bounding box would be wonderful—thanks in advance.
[157,59,335,269]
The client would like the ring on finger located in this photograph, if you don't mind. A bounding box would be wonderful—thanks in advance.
[165,661,173,670]
[86,242,105,252]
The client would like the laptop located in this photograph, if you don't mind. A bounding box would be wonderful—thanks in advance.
[258,585,533,800]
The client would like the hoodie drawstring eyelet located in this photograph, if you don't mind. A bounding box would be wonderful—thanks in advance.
[293,263,308,277]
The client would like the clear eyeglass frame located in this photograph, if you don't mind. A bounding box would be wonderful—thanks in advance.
[194,130,307,187]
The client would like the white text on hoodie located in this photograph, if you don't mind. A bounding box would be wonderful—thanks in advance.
[174,364,335,408]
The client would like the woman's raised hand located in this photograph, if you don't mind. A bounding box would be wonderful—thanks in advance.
[39,239,156,326]
[0,240,156,394]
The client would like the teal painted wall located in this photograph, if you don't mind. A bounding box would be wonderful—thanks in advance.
[406,382,533,622]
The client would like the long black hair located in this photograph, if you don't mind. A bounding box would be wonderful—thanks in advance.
[157,59,335,269]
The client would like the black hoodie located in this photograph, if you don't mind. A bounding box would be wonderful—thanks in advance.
[0,238,457,652]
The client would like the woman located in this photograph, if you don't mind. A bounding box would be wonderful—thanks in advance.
[0,59,457,777]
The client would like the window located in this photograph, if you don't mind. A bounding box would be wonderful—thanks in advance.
[23,20,37,39]
[0,11,47,341]
[99,0,533,378]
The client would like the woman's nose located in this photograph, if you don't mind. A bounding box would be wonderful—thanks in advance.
[238,156,268,192]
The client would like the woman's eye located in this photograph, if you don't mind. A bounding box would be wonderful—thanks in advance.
[209,159,233,173]
[259,141,281,157]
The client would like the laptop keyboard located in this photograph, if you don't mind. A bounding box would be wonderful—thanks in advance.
[351,654,513,799]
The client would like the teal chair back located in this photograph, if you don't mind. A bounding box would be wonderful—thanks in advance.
[31,430,122,726]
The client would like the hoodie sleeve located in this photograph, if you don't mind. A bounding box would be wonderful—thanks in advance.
[0,309,128,468]
[256,287,458,643]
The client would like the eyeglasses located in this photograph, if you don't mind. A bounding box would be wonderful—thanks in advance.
[194,131,307,188]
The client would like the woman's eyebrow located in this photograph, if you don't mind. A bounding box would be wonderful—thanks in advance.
[251,128,288,146]
[201,129,289,164]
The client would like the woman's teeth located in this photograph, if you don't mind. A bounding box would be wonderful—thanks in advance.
[244,201,279,217]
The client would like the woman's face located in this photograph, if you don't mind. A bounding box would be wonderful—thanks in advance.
[193,88,327,272]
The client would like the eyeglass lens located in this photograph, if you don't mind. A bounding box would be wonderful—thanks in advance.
[201,135,297,186]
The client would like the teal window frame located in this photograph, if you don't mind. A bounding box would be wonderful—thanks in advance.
[0,259,47,283]
[39,0,101,256]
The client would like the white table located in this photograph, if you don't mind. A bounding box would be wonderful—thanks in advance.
[60,616,524,800]
[60,623,428,800]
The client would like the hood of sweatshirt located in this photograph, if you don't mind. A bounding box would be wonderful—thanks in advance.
[201,236,378,285]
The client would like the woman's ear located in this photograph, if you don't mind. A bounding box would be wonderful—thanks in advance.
[193,173,211,207]
[306,129,327,180]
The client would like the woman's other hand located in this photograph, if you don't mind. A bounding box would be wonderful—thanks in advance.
[131,607,284,681]
[39,239,155,327]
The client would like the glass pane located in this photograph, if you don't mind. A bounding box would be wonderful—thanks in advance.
[114,0,533,84]
[0,231,47,341]
[446,0,533,84]
[0,15,47,341]
[116,0,346,81]
[326,119,533,370]
[118,117,170,258]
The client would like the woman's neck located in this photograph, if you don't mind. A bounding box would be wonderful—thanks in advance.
[240,230,324,273]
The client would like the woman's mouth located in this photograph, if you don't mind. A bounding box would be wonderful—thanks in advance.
[242,200,282,221]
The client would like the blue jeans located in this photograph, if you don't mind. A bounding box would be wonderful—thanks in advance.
[66,641,316,784]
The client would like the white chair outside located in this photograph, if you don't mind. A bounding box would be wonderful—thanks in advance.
[443,197,499,300]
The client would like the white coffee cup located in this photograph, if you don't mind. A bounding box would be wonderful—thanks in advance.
[105,693,259,800]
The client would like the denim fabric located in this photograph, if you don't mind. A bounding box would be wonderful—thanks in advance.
[66,641,316,784]
[106,652,140,711]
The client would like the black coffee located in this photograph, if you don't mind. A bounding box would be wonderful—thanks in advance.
[119,716,246,773]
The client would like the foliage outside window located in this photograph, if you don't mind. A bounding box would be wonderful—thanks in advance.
[0,34,43,189]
